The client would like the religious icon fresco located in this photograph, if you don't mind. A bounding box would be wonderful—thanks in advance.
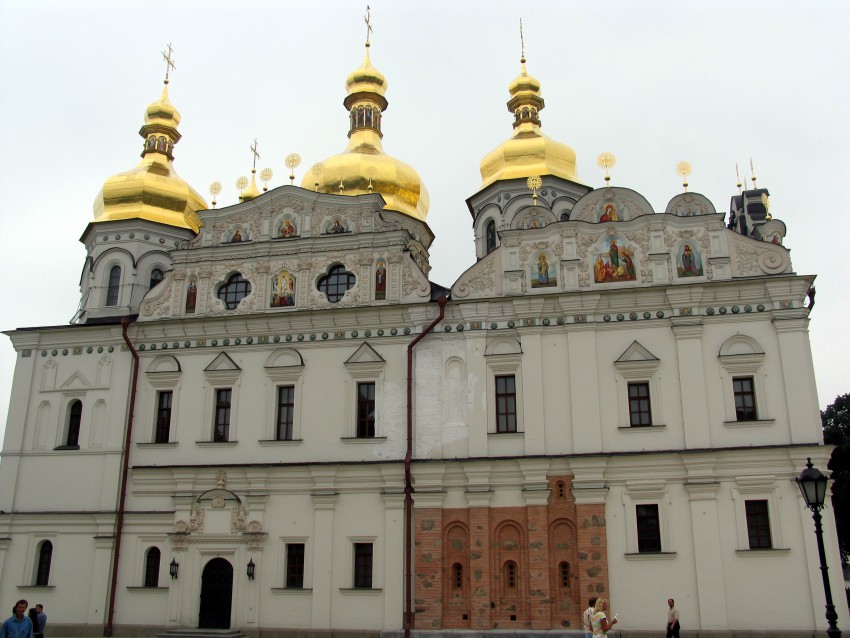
[270,269,296,308]
[593,235,637,283]
[277,217,298,238]
[325,218,347,234]
[525,216,544,229]
[229,228,246,243]
[375,260,387,300]
[597,199,628,223]
[530,252,557,289]
[185,279,197,314]
[676,243,704,277]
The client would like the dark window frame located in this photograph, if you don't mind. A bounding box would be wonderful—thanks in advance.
[106,265,121,306]
[35,540,52,586]
[317,265,356,303]
[214,388,232,442]
[495,375,517,433]
[636,503,662,553]
[149,268,165,289]
[353,542,373,589]
[356,382,376,438]
[485,220,497,254]
[285,543,305,588]
[745,499,773,549]
[155,391,173,443]
[217,273,252,310]
[733,376,758,421]
[628,382,652,426]
[276,386,295,441]
[143,547,161,587]
[67,400,82,447]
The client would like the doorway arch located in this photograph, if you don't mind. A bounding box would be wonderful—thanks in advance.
[198,557,233,629]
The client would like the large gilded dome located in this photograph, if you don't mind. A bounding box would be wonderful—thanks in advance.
[92,83,206,232]
[302,44,429,221]
[479,57,579,190]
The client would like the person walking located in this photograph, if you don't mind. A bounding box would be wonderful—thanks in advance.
[33,606,45,638]
[583,597,598,638]
[666,598,680,638]
[25,610,37,638]
[1,600,32,638]
[591,597,618,637]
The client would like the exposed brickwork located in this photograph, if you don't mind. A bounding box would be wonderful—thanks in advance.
[412,475,608,631]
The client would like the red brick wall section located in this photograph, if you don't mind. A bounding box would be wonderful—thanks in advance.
[412,475,609,631]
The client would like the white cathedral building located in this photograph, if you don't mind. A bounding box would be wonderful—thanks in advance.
[0,32,846,638]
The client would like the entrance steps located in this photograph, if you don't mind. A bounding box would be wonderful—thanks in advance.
[158,630,247,638]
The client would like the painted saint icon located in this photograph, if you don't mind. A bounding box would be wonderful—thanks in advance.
[271,270,296,308]
[375,261,386,300]
[185,281,197,314]
[677,244,704,277]
[530,253,557,288]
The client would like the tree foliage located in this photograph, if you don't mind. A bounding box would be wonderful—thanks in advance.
[822,393,850,560]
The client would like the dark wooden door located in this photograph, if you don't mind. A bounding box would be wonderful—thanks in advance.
[198,557,233,629]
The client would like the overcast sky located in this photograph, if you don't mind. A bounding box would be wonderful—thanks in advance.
[0,0,848,445]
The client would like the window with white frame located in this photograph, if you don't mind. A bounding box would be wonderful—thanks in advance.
[145,355,181,444]
[143,547,161,587]
[353,542,374,588]
[285,542,306,588]
[34,539,53,586]
[263,348,304,442]
[485,337,523,434]
[343,344,385,439]
[622,484,674,556]
[718,335,771,424]
[614,342,663,428]
[202,353,241,443]
[731,479,786,552]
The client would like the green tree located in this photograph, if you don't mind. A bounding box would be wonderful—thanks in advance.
[822,393,850,561]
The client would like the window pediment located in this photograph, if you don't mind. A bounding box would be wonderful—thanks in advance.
[204,352,242,384]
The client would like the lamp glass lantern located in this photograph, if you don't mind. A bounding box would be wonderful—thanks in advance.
[796,458,829,511]
[169,558,179,580]
[247,558,255,580]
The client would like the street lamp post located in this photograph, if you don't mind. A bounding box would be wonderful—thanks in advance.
[796,458,842,638]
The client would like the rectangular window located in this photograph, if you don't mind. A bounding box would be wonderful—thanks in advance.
[214,388,232,442]
[495,375,517,433]
[733,376,757,421]
[745,499,772,549]
[285,543,305,588]
[155,391,173,443]
[356,382,376,438]
[276,386,295,441]
[627,382,652,426]
[636,504,662,553]
[353,542,373,589]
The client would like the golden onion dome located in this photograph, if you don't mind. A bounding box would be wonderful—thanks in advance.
[302,44,429,221]
[92,83,206,232]
[479,58,579,190]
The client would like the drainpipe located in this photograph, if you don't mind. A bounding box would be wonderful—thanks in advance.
[404,296,446,638]
[105,318,141,637]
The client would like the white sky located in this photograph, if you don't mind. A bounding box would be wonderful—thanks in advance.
[1,0,848,445]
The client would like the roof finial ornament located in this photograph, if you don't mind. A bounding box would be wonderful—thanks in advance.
[736,163,742,195]
[527,175,541,205]
[364,5,373,47]
[761,192,772,221]
[519,18,526,63]
[236,176,249,200]
[750,157,758,189]
[161,43,176,85]
[312,162,324,191]
[260,168,273,192]
[285,153,302,185]
[597,152,616,187]
[676,161,692,193]
[209,181,222,208]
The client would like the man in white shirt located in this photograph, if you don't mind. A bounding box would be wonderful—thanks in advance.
[583,597,598,638]
[666,598,680,638]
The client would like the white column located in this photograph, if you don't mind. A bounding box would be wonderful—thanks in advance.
[672,322,711,449]
[310,492,338,628]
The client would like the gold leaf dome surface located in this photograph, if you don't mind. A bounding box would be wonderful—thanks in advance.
[479,60,579,190]
[303,46,429,221]
[92,84,206,232]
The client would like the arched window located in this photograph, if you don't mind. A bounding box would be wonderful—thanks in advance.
[452,562,463,591]
[217,273,252,310]
[144,547,161,587]
[559,561,570,589]
[485,220,497,254]
[106,265,121,306]
[66,400,82,447]
[503,560,517,590]
[35,540,52,586]
[149,268,164,289]
[317,265,356,303]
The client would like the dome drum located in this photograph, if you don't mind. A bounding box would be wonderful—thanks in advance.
[344,91,388,112]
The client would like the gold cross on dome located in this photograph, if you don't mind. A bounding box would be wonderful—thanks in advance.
[249,138,260,170]
[364,5,373,45]
[519,18,526,61]
[161,43,176,83]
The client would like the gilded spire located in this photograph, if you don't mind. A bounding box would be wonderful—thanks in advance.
[92,45,206,231]
[240,139,262,201]
[302,7,429,220]
[478,27,579,189]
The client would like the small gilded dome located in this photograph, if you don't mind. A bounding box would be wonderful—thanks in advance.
[479,59,579,190]
[92,83,206,232]
[303,45,428,220]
